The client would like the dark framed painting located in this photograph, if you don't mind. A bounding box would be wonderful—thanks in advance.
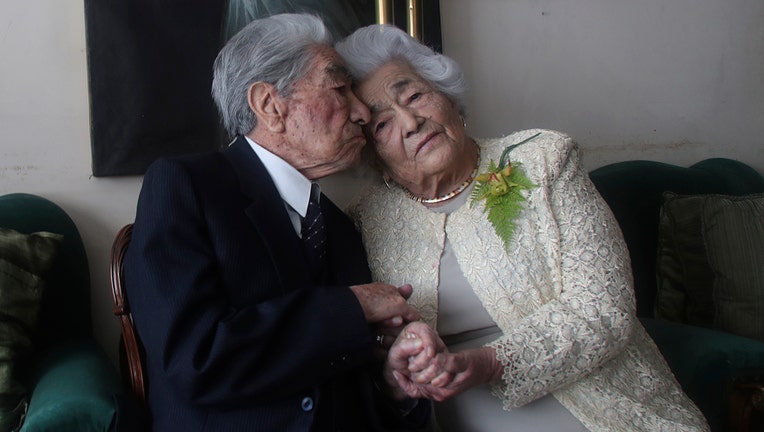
[84,0,441,176]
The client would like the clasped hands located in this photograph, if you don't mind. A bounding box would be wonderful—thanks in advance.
[351,282,499,402]
[382,321,456,401]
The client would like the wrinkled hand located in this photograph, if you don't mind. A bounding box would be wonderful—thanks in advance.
[372,284,418,352]
[385,322,504,402]
[382,321,448,400]
[350,283,420,328]
[408,347,503,401]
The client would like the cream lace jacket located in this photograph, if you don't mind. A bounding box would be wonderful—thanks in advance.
[349,130,709,432]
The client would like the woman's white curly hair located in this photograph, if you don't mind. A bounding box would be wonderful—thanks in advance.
[335,24,468,117]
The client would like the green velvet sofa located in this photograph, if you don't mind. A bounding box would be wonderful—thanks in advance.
[0,193,121,431]
[589,158,764,432]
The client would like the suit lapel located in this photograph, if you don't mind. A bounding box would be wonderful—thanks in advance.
[223,136,310,290]
[320,195,372,285]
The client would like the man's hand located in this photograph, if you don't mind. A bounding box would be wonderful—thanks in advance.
[350,283,420,326]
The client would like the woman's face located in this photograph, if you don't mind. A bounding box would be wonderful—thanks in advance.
[356,60,469,190]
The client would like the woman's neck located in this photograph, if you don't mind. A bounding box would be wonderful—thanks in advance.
[403,139,480,208]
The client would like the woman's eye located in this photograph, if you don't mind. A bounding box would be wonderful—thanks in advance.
[374,121,387,133]
[410,92,422,102]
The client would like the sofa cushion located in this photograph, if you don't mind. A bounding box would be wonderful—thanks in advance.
[656,193,716,326]
[0,228,62,431]
[656,193,764,341]
[589,158,764,317]
[641,317,764,432]
[702,194,764,341]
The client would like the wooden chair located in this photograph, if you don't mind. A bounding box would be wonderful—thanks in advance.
[109,223,147,404]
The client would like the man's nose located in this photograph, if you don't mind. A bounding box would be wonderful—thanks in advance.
[348,91,370,125]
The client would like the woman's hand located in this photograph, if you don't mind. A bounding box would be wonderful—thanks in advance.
[404,347,504,402]
[382,321,445,399]
[386,323,505,402]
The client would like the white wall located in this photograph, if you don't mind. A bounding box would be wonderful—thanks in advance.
[1,0,762,367]
[440,0,764,172]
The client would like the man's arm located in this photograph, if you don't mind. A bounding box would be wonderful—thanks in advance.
[126,157,389,407]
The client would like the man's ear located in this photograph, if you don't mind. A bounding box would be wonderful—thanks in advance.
[247,82,286,133]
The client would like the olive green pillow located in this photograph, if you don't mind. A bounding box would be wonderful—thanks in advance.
[656,193,764,341]
[701,194,764,341]
[0,228,62,431]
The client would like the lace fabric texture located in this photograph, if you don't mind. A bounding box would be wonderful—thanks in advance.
[349,129,709,431]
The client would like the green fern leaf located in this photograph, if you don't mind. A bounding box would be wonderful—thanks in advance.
[470,134,540,250]
[483,167,534,250]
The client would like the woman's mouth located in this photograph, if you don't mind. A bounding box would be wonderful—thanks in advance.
[415,132,439,155]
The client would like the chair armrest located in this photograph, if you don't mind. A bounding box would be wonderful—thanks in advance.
[21,339,121,432]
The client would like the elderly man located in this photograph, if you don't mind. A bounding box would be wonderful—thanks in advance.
[125,13,430,431]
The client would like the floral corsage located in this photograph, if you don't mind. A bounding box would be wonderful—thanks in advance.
[470,132,540,250]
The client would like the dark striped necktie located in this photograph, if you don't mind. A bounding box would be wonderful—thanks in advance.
[301,183,327,280]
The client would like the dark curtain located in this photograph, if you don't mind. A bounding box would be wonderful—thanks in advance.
[84,0,440,176]
[85,1,227,176]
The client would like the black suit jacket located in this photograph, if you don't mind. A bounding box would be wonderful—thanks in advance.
[124,137,429,431]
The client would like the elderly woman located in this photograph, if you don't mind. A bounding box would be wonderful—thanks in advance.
[335,25,709,431]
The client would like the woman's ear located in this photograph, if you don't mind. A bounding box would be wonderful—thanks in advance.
[247,82,286,133]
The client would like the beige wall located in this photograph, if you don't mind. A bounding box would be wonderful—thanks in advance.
[440,0,764,171]
[1,0,762,366]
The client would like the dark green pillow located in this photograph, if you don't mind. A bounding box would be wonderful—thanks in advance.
[656,192,715,326]
[656,193,764,341]
[0,228,62,431]
[701,194,764,341]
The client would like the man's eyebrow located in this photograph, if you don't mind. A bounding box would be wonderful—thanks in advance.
[325,62,353,82]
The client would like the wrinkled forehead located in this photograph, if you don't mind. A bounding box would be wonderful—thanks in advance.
[301,45,353,85]
[358,60,423,111]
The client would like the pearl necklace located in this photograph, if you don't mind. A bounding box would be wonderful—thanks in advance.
[403,166,479,204]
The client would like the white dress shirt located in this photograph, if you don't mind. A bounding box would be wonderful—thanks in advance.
[244,136,317,237]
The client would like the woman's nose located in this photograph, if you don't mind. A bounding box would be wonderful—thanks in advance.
[400,108,422,138]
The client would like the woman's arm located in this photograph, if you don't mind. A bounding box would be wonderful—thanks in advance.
[488,136,636,407]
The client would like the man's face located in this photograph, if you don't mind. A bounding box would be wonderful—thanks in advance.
[280,46,371,180]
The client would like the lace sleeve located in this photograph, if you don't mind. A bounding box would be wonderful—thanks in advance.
[489,140,637,408]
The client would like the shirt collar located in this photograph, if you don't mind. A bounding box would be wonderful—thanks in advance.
[245,136,314,217]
